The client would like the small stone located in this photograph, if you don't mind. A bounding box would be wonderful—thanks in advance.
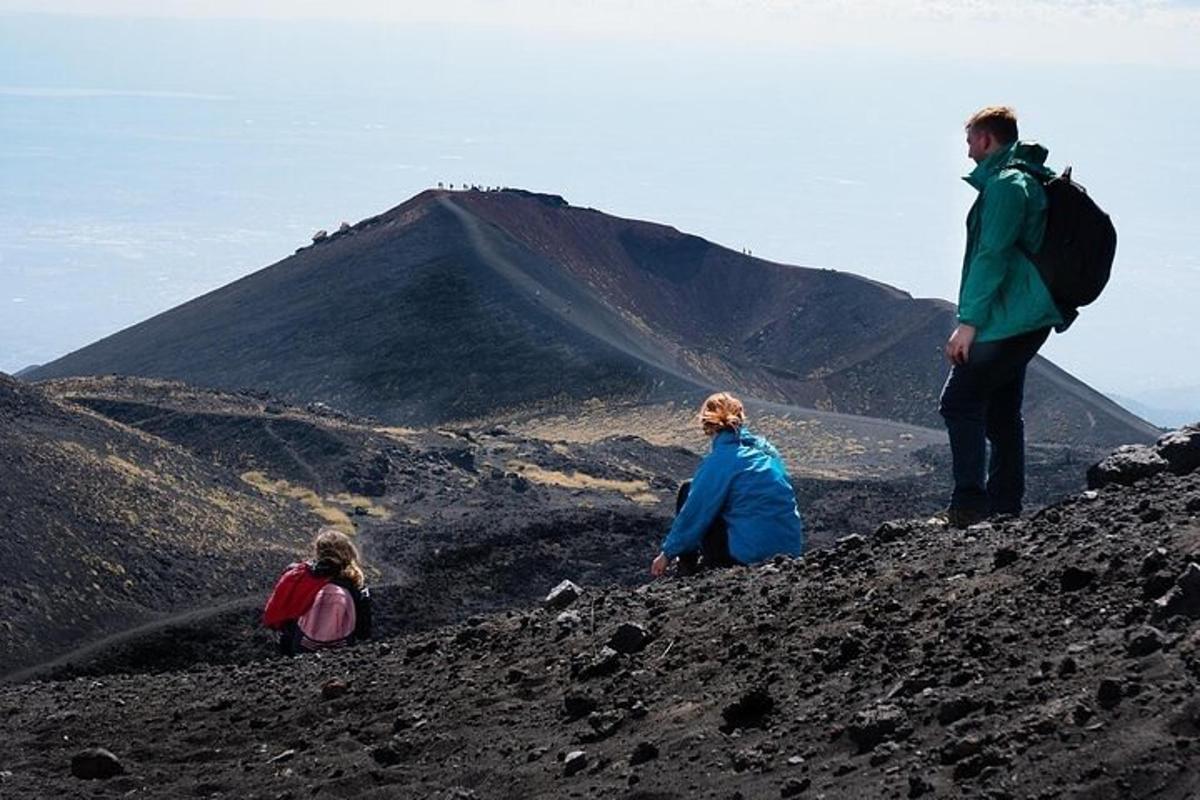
[1126,626,1165,657]
[847,704,907,754]
[585,710,624,741]
[1097,678,1124,710]
[371,743,403,767]
[577,647,621,680]
[608,622,652,654]
[993,547,1019,569]
[940,736,984,765]
[780,777,811,797]
[1087,445,1169,488]
[720,688,774,733]
[320,678,348,700]
[908,775,934,798]
[630,741,659,766]
[563,750,588,777]
[70,748,124,780]
[937,696,983,726]
[267,749,296,764]
[1154,563,1200,619]
[874,520,914,542]
[836,534,866,550]
[1060,567,1096,593]
[1156,425,1200,475]
[546,580,583,610]
[563,693,597,720]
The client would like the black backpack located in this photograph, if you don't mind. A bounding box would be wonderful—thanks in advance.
[1011,165,1117,332]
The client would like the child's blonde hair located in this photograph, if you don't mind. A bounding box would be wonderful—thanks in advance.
[313,527,365,589]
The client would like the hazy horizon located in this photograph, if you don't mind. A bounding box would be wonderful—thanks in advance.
[2,5,1198,423]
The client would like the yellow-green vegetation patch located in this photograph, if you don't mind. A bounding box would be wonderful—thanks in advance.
[373,425,418,442]
[104,453,156,483]
[327,493,391,519]
[239,472,389,531]
[506,461,661,505]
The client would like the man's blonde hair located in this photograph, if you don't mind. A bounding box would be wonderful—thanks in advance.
[698,392,745,436]
[966,106,1019,145]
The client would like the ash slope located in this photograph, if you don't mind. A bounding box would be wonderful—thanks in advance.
[3,442,1199,798]
[28,188,1155,447]
[6,376,1095,684]
[0,374,321,675]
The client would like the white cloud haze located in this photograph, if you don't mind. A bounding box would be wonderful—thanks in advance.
[2,1,1199,66]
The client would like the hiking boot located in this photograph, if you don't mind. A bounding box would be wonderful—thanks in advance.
[933,507,988,529]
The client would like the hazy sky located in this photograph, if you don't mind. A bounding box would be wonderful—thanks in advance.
[1,1,1198,414]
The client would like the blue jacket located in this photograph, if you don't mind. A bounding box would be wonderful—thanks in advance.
[661,428,805,564]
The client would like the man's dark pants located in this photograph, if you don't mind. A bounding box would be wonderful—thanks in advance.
[674,480,736,575]
[938,327,1050,516]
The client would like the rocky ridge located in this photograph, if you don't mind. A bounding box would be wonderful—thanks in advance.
[2,426,1198,799]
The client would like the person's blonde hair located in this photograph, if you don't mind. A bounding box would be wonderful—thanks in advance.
[698,392,745,436]
[313,527,365,589]
[965,106,1018,145]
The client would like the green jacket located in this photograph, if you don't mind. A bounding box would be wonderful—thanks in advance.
[959,141,1063,342]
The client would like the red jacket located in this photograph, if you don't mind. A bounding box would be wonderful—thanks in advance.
[262,562,330,630]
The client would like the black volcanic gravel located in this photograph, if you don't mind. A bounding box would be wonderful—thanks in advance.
[2,466,1198,799]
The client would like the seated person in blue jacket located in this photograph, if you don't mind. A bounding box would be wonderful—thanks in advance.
[650,392,805,577]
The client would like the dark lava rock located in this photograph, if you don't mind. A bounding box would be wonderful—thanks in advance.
[993,547,1020,569]
[1060,566,1096,593]
[584,710,624,741]
[1097,678,1124,710]
[320,678,349,700]
[576,647,621,680]
[1087,445,1169,489]
[608,622,652,654]
[951,747,1009,781]
[371,742,405,767]
[1126,626,1166,657]
[847,704,907,754]
[720,688,774,733]
[563,750,588,777]
[563,693,597,721]
[1156,425,1200,475]
[1154,563,1200,619]
[545,580,582,610]
[781,777,811,797]
[874,520,914,543]
[70,748,124,780]
[340,453,390,496]
[937,696,984,726]
[940,735,985,765]
[908,775,935,798]
[630,741,659,766]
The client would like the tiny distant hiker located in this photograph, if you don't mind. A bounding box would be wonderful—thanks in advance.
[263,527,373,654]
[650,392,804,577]
[939,106,1063,528]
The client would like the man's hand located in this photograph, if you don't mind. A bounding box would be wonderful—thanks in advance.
[650,552,670,578]
[945,324,977,365]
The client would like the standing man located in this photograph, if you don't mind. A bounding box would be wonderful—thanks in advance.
[940,106,1063,528]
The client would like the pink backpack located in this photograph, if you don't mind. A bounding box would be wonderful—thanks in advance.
[297,583,357,650]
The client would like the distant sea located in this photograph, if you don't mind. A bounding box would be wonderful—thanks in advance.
[2,14,1197,416]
